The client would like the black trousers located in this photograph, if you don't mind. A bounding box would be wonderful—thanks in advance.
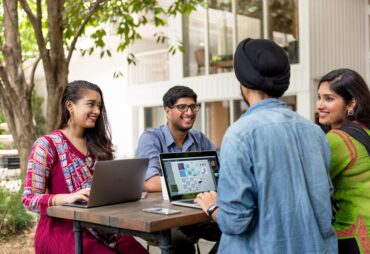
[338,238,360,254]
[145,221,221,254]
[178,221,221,254]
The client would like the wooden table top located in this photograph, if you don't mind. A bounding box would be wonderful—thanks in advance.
[47,193,209,233]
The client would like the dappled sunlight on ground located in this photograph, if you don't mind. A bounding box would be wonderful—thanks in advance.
[0,224,35,254]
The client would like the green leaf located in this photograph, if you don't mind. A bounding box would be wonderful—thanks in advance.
[113,70,124,79]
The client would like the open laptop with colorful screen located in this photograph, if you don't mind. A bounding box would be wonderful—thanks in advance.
[159,151,219,209]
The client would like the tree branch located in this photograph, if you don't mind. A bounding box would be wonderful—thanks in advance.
[66,0,107,65]
[20,0,50,67]
[19,0,37,26]
[28,56,42,93]
[37,0,42,21]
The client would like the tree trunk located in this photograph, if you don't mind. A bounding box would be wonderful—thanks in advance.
[1,0,36,174]
[44,0,68,132]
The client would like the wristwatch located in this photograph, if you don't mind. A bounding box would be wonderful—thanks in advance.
[207,204,219,219]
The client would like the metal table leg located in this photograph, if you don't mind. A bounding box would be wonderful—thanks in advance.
[158,230,172,254]
[73,221,83,254]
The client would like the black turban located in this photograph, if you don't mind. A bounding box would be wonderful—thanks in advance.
[234,38,290,97]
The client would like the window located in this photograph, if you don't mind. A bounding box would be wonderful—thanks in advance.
[237,0,263,43]
[269,0,299,64]
[144,106,166,130]
[205,101,230,148]
[183,5,207,77]
[281,95,296,111]
[129,41,170,84]
[208,0,234,74]
[233,99,249,122]
[182,0,300,78]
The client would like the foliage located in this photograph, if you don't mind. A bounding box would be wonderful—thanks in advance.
[73,0,199,63]
[31,91,46,137]
[0,0,199,237]
[0,185,35,236]
[18,8,41,59]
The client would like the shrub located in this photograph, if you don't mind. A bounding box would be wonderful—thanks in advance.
[0,186,35,236]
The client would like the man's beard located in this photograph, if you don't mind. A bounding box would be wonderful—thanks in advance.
[240,85,250,107]
[172,120,193,133]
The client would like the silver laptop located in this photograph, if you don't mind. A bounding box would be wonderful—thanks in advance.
[63,158,148,208]
[159,151,219,209]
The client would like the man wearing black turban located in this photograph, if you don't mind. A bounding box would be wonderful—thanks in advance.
[234,38,290,98]
[195,38,338,254]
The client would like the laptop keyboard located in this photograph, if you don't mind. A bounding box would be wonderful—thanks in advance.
[181,199,195,204]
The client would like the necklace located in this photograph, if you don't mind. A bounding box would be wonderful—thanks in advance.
[85,152,94,168]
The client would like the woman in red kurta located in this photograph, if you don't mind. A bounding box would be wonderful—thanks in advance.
[22,81,148,254]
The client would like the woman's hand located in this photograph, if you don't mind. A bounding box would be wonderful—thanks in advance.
[52,188,90,206]
[195,191,217,214]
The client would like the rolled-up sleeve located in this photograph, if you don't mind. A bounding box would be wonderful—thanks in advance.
[216,133,257,235]
[136,132,163,180]
[22,137,54,215]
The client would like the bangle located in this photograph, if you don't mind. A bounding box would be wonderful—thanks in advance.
[48,196,53,206]
[52,195,57,206]
[207,204,219,219]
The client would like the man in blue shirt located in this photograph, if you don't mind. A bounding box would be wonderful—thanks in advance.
[195,38,338,253]
[136,85,215,192]
[136,85,220,253]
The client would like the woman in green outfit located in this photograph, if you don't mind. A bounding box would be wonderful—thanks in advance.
[316,68,370,254]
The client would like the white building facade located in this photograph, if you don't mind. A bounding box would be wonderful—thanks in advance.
[34,0,368,158]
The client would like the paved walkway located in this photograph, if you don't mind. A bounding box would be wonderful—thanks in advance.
[136,237,215,254]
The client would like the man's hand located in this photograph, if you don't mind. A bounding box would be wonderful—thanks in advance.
[195,191,217,214]
[143,176,162,192]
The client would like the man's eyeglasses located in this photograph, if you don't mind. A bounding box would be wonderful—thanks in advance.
[170,104,201,112]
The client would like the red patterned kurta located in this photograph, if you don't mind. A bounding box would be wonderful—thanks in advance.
[22,130,148,254]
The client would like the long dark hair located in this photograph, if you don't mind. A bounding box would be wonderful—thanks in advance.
[57,80,114,160]
[318,68,370,127]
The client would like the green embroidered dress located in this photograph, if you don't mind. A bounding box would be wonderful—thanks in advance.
[327,128,370,253]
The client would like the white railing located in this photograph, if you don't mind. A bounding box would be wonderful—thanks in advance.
[129,49,169,85]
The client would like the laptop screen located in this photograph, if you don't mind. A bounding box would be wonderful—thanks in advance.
[160,151,219,201]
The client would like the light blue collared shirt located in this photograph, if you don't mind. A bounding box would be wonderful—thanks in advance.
[136,124,215,180]
[216,99,338,254]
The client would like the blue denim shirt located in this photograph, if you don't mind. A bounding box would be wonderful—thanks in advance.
[217,99,338,254]
[136,124,215,180]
